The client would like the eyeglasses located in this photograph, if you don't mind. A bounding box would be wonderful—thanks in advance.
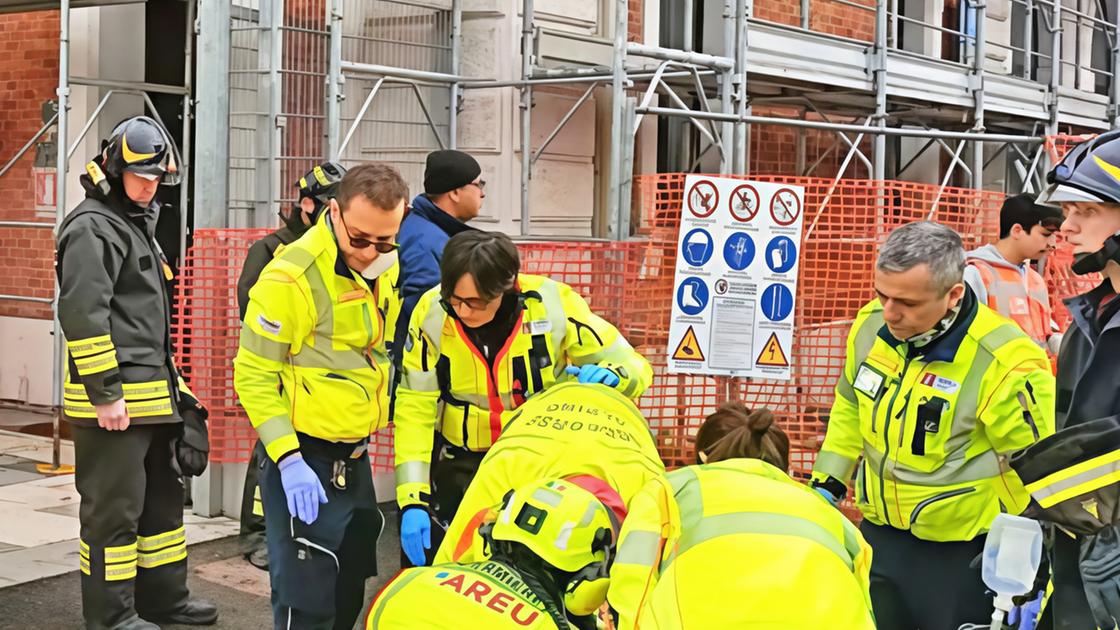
[467,179,486,192]
[338,209,399,253]
[443,294,497,312]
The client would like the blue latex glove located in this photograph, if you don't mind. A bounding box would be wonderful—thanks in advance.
[278,454,328,525]
[565,364,620,388]
[401,507,432,566]
[814,487,839,506]
[1007,592,1043,630]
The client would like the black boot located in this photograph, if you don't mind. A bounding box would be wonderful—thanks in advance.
[140,599,218,626]
[109,616,160,630]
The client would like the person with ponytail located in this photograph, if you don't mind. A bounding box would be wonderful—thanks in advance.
[607,402,876,630]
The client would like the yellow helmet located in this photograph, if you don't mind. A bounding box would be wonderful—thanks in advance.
[489,478,616,616]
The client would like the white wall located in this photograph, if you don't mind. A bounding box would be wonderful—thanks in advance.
[0,317,54,405]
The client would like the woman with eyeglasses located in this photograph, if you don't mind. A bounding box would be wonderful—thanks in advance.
[394,230,654,568]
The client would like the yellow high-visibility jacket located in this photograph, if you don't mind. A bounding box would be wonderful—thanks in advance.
[366,559,564,629]
[233,214,399,461]
[394,274,653,508]
[812,294,1055,542]
[609,459,876,630]
[433,382,665,565]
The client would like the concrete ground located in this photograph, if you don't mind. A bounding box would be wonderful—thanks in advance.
[0,519,404,630]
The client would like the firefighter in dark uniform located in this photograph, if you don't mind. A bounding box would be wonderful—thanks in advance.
[235,161,347,570]
[57,115,218,630]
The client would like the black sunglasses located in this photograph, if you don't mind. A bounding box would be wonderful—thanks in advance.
[338,209,399,253]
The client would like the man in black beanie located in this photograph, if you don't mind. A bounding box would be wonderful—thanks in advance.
[395,149,484,359]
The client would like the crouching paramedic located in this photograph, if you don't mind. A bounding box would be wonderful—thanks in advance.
[58,115,217,630]
[809,220,1055,630]
[394,230,653,566]
[367,478,618,629]
[234,163,406,630]
[608,402,875,630]
[434,382,664,571]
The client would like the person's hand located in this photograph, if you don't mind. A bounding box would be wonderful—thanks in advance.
[401,507,432,566]
[278,454,328,524]
[565,364,621,388]
[95,399,130,431]
[1007,592,1044,630]
[1081,523,1120,629]
[814,487,839,506]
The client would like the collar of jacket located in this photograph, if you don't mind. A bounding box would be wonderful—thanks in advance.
[1065,280,1120,340]
[876,284,979,363]
[80,173,159,236]
[410,194,475,237]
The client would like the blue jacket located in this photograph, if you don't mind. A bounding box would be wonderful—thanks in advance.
[394,194,474,358]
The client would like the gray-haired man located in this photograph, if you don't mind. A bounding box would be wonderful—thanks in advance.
[810,221,1056,630]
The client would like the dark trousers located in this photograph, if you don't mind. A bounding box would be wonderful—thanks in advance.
[261,436,382,630]
[398,444,484,568]
[860,521,992,630]
[239,440,268,558]
[73,423,191,630]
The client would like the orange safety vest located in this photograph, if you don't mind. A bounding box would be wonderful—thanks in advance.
[966,257,1053,350]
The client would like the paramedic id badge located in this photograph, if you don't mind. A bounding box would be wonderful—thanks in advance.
[853,363,886,399]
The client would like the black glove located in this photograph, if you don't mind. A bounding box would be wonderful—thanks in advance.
[1080,522,1120,629]
[175,398,210,477]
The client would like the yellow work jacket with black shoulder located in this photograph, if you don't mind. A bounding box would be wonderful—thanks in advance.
[366,559,564,629]
[394,274,653,509]
[56,187,193,425]
[434,382,665,566]
[609,459,876,630]
[233,213,399,462]
[811,289,1056,542]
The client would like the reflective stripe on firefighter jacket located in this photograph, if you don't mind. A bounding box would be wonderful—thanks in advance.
[966,256,1054,351]
[811,292,1056,542]
[609,459,876,630]
[433,382,665,565]
[394,274,653,508]
[233,213,399,462]
[56,194,191,425]
[366,560,559,629]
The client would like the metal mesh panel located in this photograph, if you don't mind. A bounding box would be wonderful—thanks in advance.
[229,1,264,227]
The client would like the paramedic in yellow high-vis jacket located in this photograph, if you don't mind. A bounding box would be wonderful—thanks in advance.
[608,402,875,630]
[234,163,405,630]
[394,230,653,566]
[810,221,1055,630]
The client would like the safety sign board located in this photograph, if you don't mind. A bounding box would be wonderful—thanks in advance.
[671,326,705,362]
[755,333,790,367]
[668,175,805,379]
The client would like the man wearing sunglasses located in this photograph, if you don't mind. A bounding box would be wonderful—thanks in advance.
[234,163,406,630]
[394,230,654,567]
[395,150,484,367]
[234,160,348,572]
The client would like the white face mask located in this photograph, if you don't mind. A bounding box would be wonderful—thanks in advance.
[359,250,398,280]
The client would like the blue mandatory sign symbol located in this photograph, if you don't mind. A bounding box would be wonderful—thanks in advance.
[676,277,709,316]
[681,228,714,267]
[765,236,798,274]
[723,232,756,271]
[760,283,794,322]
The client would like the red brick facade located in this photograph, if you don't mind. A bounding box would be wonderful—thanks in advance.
[0,10,59,320]
[755,0,876,42]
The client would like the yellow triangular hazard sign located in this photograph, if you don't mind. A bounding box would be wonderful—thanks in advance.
[672,326,705,362]
[755,332,789,367]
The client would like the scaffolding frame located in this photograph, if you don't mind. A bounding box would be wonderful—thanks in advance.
[319,0,1113,239]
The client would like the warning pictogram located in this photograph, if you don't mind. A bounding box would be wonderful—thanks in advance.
[755,332,790,367]
[672,326,705,362]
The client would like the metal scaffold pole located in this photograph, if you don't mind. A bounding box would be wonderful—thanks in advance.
[873,0,888,180]
[607,0,628,240]
[450,0,462,148]
[520,0,534,236]
[326,0,343,159]
[972,0,987,189]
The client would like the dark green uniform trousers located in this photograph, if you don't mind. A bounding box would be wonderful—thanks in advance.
[73,423,191,629]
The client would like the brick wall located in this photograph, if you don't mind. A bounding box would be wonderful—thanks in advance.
[750,106,875,179]
[629,0,643,42]
[754,0,875,42]
[0,11,59,320]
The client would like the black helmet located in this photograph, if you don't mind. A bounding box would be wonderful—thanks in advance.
[101,116,182,186]
[1038,130,1120,206]
[296,161,347,206]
